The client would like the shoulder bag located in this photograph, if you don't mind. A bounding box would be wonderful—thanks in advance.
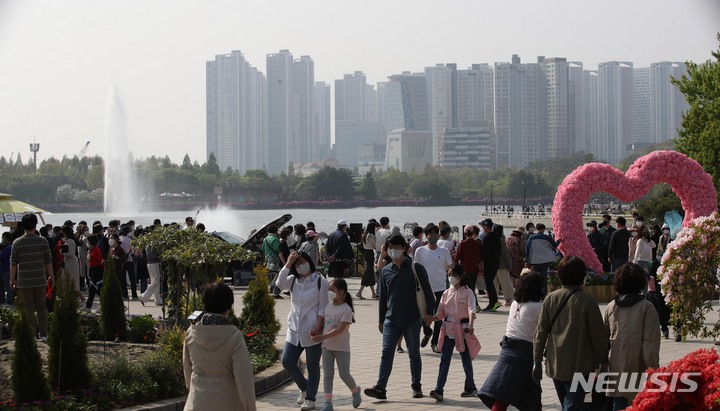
[411,261,427,320]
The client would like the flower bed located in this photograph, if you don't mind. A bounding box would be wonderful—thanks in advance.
[626,349,720,410]
[658,212,720,340]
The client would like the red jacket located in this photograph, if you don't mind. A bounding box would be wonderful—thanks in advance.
[454,238,483,275]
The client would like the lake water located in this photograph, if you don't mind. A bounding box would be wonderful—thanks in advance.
[41,205,511,239]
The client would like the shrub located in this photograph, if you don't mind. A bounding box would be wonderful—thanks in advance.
[127,314,158,343]
[238,264,280,342]
[90,351,186,408]
[99,257,126,340]
[79,312,102,341]
[157,324,186,365]
[0,305,19,339]
[11,294,50,403]
[179,290,203,319]
[48,275,91,393]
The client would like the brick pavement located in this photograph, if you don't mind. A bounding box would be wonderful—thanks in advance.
[117,278,720,410]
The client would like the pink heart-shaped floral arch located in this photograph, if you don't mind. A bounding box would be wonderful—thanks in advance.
[552,150,718,273]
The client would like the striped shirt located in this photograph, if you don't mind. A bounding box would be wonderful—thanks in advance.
[11,233,52,289]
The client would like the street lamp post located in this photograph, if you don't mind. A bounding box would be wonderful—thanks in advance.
[521,181,527,215]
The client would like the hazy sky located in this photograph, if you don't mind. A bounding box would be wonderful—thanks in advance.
[0,0,718,165]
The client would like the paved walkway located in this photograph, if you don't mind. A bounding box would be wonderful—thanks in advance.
[119,277,720,410]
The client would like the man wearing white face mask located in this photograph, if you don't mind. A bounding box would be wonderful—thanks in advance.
[276,251,329,411]
[413,224,452,353]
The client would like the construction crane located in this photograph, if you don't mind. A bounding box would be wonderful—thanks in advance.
[78,141,90,157]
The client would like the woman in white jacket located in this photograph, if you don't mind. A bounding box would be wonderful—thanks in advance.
[632,226,656,275]
[183,281,256,411]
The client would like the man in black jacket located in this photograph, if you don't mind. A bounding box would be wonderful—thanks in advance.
[326,220,354,278]
[607,216,631,272]
[479,219,501,311]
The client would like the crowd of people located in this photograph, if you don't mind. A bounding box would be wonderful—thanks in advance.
[0,211,683,411]
[259,213,677,411]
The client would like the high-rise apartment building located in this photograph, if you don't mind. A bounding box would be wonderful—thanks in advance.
[457,64,494,127]
[494,55,546,168]
[333,71,380,167]
[314,81,331,160]
[633,67,652,145]
[540,57,571,158]
[650,62,688,143]
[383,72,430,133]
[569,62,586,154]
[292,56,315,164]
[425,64,455,165]
[206,50,266,173]
[266,50,318,174]
[441,122,493,169]
[266,50,294,175]
[597,61,633,165]
[583,70,600,159]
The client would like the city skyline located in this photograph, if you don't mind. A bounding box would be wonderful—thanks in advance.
[0,0,718,164]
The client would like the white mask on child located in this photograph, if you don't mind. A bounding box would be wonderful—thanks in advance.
[327,291,336,301]
[448,276,459,286]
[296,263,310,275]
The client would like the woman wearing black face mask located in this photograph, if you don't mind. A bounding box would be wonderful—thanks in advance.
[276,251,330,411]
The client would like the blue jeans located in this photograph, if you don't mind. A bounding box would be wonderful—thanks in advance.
[282,341,322,401]
[377,318,423,390]
[611,258,628,273]
[434,335,475,393]
[533,263,549,295]
[553,379,587,411]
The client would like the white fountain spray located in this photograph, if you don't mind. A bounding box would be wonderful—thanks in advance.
[104,85,141,215]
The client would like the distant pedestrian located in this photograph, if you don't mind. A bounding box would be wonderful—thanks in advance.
[357,223,377,299]
[326,220,354,279]
[0,232,15,306]
[454,225,483,298]
[10,213,54,341]
[524,223,558,295]
[607,216,631,272]
[479,219,501,311]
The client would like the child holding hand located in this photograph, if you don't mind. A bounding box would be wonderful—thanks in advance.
[310,279,361,411]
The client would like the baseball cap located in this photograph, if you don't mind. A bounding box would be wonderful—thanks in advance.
[586,220,598,227]
[64,220,76,226]
[464,224,475,233]
[306,230,316,238]
[479,218,494,227]
[337,219,348,226]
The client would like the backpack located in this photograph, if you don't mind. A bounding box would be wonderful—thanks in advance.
[290,274,322,294]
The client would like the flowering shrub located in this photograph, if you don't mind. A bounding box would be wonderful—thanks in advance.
[658,212,720,340]
[552,150,717,273]
[127,314,159,344]
[626,349,720,411]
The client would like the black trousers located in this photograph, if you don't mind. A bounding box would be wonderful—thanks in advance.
[484,266,499,306]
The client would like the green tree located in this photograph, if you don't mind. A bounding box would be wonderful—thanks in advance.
[635,186,683,223]
[673,33,720,203]
[360,172,378,200]
[11,295,51,403]
[100,257,126,340]
[181,153,193,171]
[238,267,281,340]
[375,168,411,198]
[407,176,451,200]
[48,275,91,392]
[305,166,356,200]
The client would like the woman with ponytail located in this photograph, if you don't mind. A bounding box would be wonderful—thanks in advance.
[310,278,362,411]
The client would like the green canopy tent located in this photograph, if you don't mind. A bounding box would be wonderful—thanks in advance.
[0,193,49,228]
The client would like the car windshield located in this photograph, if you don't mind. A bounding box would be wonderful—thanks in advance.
[213,231,245,245]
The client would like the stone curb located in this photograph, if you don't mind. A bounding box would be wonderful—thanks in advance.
[116,348,296,410]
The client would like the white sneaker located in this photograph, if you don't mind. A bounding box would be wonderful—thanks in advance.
[300,400,315,411]
[296,391,307,405]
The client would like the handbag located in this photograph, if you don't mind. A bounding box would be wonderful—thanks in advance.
[411,261,427,319]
